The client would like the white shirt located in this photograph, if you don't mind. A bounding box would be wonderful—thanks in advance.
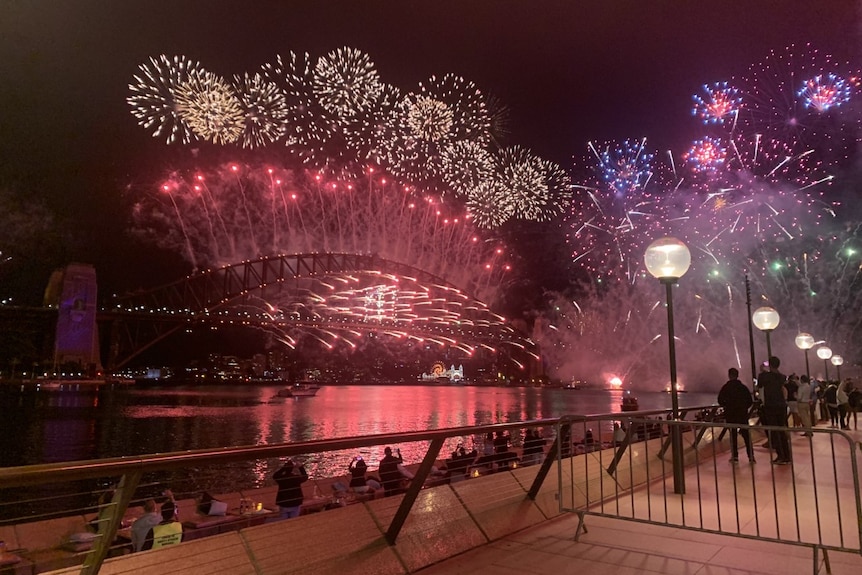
[131,512,162,551]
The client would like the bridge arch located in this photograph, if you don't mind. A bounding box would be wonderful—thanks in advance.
[104,253,537,371]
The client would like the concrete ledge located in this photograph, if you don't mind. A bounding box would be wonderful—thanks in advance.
[241,500,402,575]
[42,532,256,575]
[368,485,487,573]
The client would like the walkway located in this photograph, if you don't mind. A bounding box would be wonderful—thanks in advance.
[418,425,862,575]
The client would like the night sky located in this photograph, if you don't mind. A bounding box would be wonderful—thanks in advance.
[2,0,860,306]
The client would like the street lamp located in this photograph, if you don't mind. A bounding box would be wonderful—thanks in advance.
[831,354,844,381]
[752,306,780,358]
[817,346,833,381]
[794,333,815,380]
[644,236,690,495]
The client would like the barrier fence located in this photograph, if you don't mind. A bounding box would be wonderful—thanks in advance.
[1,404,856,574]
[557,415,862,575]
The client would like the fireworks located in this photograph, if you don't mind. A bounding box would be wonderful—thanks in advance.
[683,136,727,174]
[312,47,383,119]
[497,146,572,222]
[590,138,655,197]
[135,164,512,304]
[233,73,288,149]
[130,49,566,230]
[691,82,742,126]
[175,70,244,145]
[798,73,854,112]
[440,141,496,199]
[127,55,203,144]
[739,44,861,161]
[261,52,335,162]
[465,181,514,229]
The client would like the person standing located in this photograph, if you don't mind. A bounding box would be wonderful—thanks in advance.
[837,379,851,430]
[758,356,792,465]
[273,459,308,519]
[718,368,755,463]
[785,374,801,427]
[796,375,814,437]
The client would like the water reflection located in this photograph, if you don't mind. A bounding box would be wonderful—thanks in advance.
[0,384,716,504]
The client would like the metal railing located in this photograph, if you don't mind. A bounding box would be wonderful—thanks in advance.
[0,404,720,575]
[558,415,862,575]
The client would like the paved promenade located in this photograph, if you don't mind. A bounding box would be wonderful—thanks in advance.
[418,425,862,575]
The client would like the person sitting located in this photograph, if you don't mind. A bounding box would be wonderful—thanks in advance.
[378,447,414,496]
[521,429,545,465]
[130,498,162,552]
[446,445,477,480]
[348,456,381,494]
[493,431,510,454]
[141,498,182,551]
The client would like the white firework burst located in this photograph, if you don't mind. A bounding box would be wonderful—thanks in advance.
[441,141,496,198]
[176,70,244,145]
[498,146,572,221]
[127,54,203,144]
[232,72,288,149]
[313,47,382,119]
[466,180,515,229]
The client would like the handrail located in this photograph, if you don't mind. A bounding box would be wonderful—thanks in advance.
[0,418,569,489]
[0,403,721,575]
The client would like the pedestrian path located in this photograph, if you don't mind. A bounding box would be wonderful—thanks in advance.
[417,425,862,575]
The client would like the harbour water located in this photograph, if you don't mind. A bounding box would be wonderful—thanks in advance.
[0,383,716,517]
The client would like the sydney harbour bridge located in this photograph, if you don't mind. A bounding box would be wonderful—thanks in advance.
[98,253,538,373]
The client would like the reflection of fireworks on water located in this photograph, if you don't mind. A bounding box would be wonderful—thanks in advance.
[133,163,513,303]
[127,55,203,144]
[691,82,742,126]
[739,44,861,161]
[567,138,666,282]
[175,70,244,145]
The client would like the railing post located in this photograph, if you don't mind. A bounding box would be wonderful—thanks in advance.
[81,470,141,575]
[385,438,444,545]
[527,432,563,500]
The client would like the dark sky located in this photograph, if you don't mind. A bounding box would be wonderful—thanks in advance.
[1,0,860,304]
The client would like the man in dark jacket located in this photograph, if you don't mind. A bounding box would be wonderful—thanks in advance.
[718,367,755,463]
[274,459,308,519]
[758,356,792,464]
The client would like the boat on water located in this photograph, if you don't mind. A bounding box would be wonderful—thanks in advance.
[621,391,639,411]
[277,383,321,398]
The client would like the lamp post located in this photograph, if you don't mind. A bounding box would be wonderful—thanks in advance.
[831,355,843,381]
[752,306,780,359]
[644,237,691,495]
[794,333,815,381]
[817,346,832,381]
